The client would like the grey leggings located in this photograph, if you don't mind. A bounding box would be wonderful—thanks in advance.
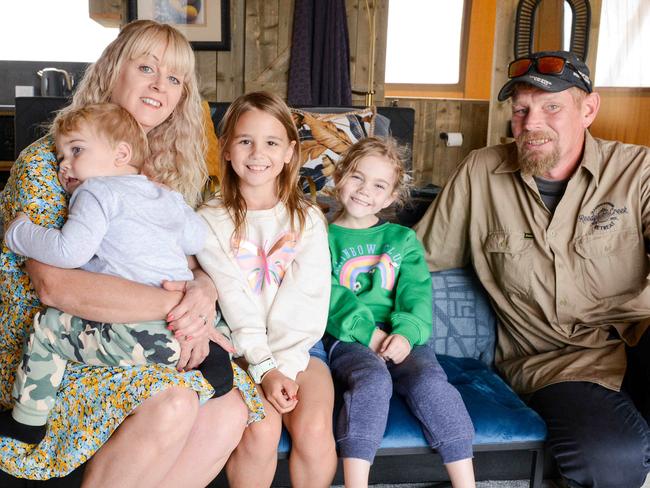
[327,339,474,464]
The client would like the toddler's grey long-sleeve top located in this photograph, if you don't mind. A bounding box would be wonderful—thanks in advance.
[5,175,206,286]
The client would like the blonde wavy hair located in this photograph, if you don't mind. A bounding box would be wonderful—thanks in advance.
[333,136,412,219]
[54,20,207,207]
[217,91,313,240]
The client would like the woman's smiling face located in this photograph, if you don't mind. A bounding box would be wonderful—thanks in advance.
[110,43,185,134]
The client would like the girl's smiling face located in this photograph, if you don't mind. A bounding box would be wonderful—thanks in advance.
[337,154,397,228]
[225,108,295,206]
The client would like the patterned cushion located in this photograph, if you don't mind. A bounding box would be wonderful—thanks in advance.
[292,108,376,192]
[428,267,496,366]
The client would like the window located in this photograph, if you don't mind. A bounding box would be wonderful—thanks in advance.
[0,0,118,62]
[385,0,466,85]
[385,0,470,96]
[594,0,650,87]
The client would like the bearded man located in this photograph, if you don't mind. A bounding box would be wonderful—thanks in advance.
[415,50,650,488]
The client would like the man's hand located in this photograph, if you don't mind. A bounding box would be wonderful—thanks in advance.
[379,334,412,364]
[368,327,389,355]
[260,369,299,414]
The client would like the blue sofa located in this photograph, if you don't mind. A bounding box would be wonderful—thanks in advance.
[274,267,547,487]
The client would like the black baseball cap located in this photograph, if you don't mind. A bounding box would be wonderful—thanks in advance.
[498,50,593,101]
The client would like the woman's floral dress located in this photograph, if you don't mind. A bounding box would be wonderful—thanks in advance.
[0,137,263,479]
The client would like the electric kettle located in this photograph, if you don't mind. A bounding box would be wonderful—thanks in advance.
[37,68,74,97]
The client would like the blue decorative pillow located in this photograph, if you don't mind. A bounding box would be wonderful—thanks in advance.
[428,267,496,366]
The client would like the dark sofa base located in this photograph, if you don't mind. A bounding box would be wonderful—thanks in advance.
[1,451,558,487]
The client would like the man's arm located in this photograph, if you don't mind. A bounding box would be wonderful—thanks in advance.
[413,154,474,271]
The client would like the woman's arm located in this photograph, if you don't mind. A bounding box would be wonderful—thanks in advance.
[26,260,182,322]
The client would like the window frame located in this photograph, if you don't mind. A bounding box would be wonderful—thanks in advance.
[384,0,473,97]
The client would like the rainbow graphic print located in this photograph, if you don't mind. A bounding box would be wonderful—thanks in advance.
[339,253,397,292]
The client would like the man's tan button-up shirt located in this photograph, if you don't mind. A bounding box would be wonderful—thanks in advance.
[415,132,650,394]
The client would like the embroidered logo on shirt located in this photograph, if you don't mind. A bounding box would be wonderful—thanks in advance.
[577,202,628,231]
[233,233,299,294]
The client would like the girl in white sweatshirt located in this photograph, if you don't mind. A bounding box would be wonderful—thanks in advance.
[196,91,336,488]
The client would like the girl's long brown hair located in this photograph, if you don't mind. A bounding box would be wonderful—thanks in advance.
[218,91,312,240]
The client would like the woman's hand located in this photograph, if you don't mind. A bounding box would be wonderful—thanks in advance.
[260,369,299,414]
[379,334,412,364]
[163,267,217,342]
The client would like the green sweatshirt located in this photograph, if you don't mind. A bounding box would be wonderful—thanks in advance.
[327,222,433,347]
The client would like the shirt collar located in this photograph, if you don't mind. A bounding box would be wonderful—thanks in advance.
[579,131,601,185]
[493,142,520,174]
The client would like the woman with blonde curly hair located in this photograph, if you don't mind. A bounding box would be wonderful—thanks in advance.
[0,20,262,487]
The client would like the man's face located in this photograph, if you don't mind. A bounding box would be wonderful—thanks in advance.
[510,86,596,179]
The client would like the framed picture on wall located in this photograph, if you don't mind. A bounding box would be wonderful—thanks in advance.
[128,0,230,51]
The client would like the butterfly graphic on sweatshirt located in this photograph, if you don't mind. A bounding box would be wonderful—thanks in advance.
[233,233,299,294]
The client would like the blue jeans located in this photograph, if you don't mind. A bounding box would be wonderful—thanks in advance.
[309,339,328,365]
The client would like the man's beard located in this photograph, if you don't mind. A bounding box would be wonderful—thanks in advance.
[516,132,560,177]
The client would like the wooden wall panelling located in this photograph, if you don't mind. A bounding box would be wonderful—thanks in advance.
[433,101,462,187]
[196,51,218,101]
[244,0,291,95]
[487,0,517,147]
[349,0,372,105]
[215,0,246,102]
[346,0,361,98]
[460,101,489,161]
[385,98,489,187]
[348,0,388,105]
[591,89,650,146]
[534,0,564,52]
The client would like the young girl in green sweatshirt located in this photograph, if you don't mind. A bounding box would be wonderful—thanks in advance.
[325,136,476,488]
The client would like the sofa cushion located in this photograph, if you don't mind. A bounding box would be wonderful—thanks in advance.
[291,107,376,191]
[378,355,546,451]
[276,354,546,455]
[429,268,496,366]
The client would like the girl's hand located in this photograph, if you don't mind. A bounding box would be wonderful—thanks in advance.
[163,272,217,341]
[176,334,210,371]
[6,211,29,231]
[209,328,235,354]
[368,328,389,355]
[379,334,412,364]
[260,369,299,414]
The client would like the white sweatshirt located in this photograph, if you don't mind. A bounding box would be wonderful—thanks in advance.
[197,199,331,380]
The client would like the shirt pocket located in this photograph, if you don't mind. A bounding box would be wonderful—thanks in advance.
[483,232,533,298]
[574,229,646,301]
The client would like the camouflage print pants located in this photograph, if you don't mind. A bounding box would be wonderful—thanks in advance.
[12,307,179,426]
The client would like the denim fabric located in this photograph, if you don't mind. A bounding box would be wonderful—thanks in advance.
[308,340,328,365]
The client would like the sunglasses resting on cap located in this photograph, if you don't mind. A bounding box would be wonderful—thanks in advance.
[498,50,593,102]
